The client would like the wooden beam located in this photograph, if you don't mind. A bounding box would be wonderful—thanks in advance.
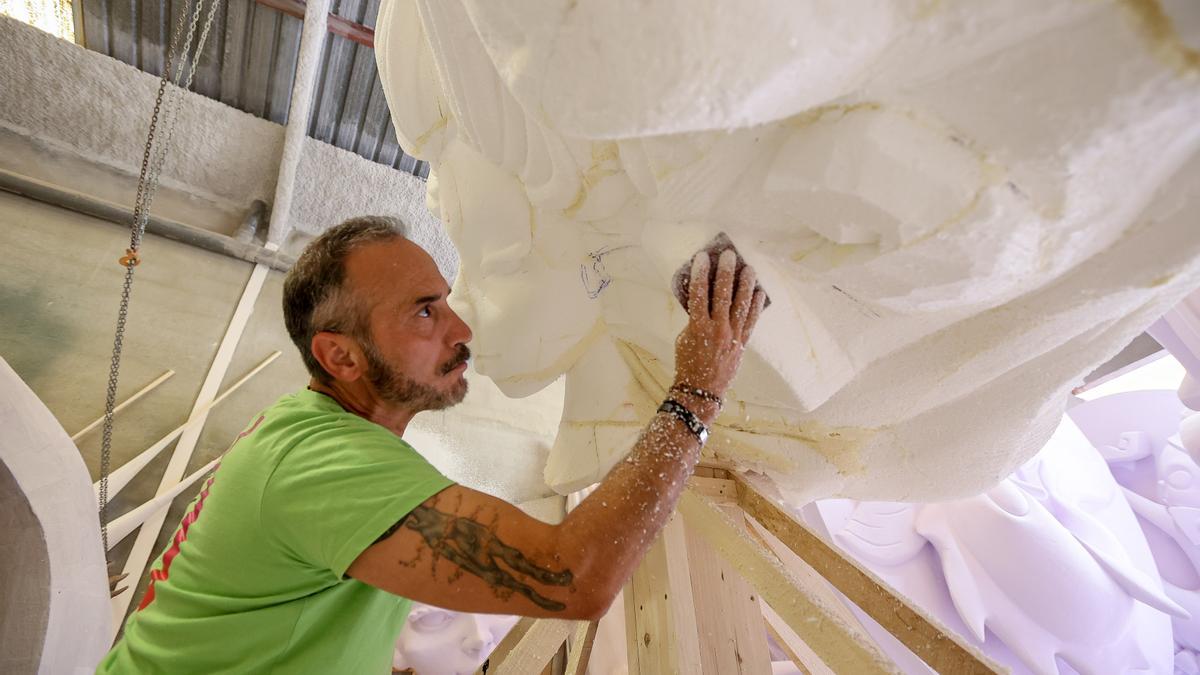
[742,513,868,632]
[624,514,703,674]
[71,369,174,441]
[564,621,598,675]
[683,503,772,674]
[760,598,827,675]
[733,474,1001,675]
[253,0,376,48]
[685,475,737,505]
[679,489,895,674]
[479,617,573,675]
[694,463,735,479]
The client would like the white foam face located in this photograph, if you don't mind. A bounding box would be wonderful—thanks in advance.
[376,0,1200,501]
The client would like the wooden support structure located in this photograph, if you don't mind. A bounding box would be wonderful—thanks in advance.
[678,489,895,674]
[478,617,574,675]
[730,471,1001,675]
[484,465,1003,675]
[683,500,772,674]
[624,514,703,673]
[564,621,599,675]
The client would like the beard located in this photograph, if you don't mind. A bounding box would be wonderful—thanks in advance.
[361,340,470,411]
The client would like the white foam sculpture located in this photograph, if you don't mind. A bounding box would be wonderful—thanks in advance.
[1072,389,1200,674]
[0,356,111,672]
[391,603,519,675]
[811,412,1183,675]
[376,0,1200,501]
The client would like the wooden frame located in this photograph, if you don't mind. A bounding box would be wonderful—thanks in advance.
[483,465,1004,675]
[689,467,1002,675]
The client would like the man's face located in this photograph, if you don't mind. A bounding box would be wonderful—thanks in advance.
[342,238,473,411]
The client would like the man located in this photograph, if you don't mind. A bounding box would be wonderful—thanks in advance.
[98,216,766,673]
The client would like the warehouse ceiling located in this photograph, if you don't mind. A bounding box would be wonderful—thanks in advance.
[77,0,429,177]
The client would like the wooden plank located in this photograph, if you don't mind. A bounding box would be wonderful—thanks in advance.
[564,621,599,675]
[685,475,737,505]
[695,462,734,479]
[760,598,828,675]
[479,617,573,675]
[624,514,702,674]
[96,352,280,501]
[71,369,174,441]
[742,514,866,632]
[733,475,1001,675]
[682,503,772,674]
[678,489,895,675]
[541,643,567,675]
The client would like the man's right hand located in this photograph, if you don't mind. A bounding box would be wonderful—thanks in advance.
[673,249,767,413]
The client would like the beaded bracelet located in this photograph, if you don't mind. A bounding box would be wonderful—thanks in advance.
[668,384,723,407]
[658,398,709,445]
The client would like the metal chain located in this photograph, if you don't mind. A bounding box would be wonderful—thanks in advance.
[97,0,219,559]
[142,0,223,224]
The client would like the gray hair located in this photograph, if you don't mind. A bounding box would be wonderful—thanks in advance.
[282,216,408,383]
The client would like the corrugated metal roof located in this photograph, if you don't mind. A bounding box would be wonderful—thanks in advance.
[78,0,428,177]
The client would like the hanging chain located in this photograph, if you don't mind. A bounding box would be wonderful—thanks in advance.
[97,0,220,560]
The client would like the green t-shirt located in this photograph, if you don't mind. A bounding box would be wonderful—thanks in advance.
[97,389,454,674]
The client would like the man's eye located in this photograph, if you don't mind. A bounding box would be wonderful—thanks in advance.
[418,306,432,318]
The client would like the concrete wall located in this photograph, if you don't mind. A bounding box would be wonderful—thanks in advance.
[0,14,455,279]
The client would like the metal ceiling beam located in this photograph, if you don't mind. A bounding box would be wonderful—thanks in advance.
[254,0,376,48]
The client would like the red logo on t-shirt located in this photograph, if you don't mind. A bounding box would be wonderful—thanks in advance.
[137,414,265,611]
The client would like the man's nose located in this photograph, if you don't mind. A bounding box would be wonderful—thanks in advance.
[448,306,473,346]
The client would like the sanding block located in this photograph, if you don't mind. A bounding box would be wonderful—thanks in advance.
[671,232,771,311]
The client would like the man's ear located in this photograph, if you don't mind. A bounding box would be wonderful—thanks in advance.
[311,332,366,383]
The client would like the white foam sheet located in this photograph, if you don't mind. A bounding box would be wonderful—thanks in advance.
[376,0,1200,501]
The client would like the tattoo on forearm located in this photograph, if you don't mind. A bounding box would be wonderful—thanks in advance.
[397,504,574,611]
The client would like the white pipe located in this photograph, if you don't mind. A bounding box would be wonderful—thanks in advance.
[266,0,332,247]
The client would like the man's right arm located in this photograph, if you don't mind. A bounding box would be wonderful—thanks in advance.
[347,250,766,619]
